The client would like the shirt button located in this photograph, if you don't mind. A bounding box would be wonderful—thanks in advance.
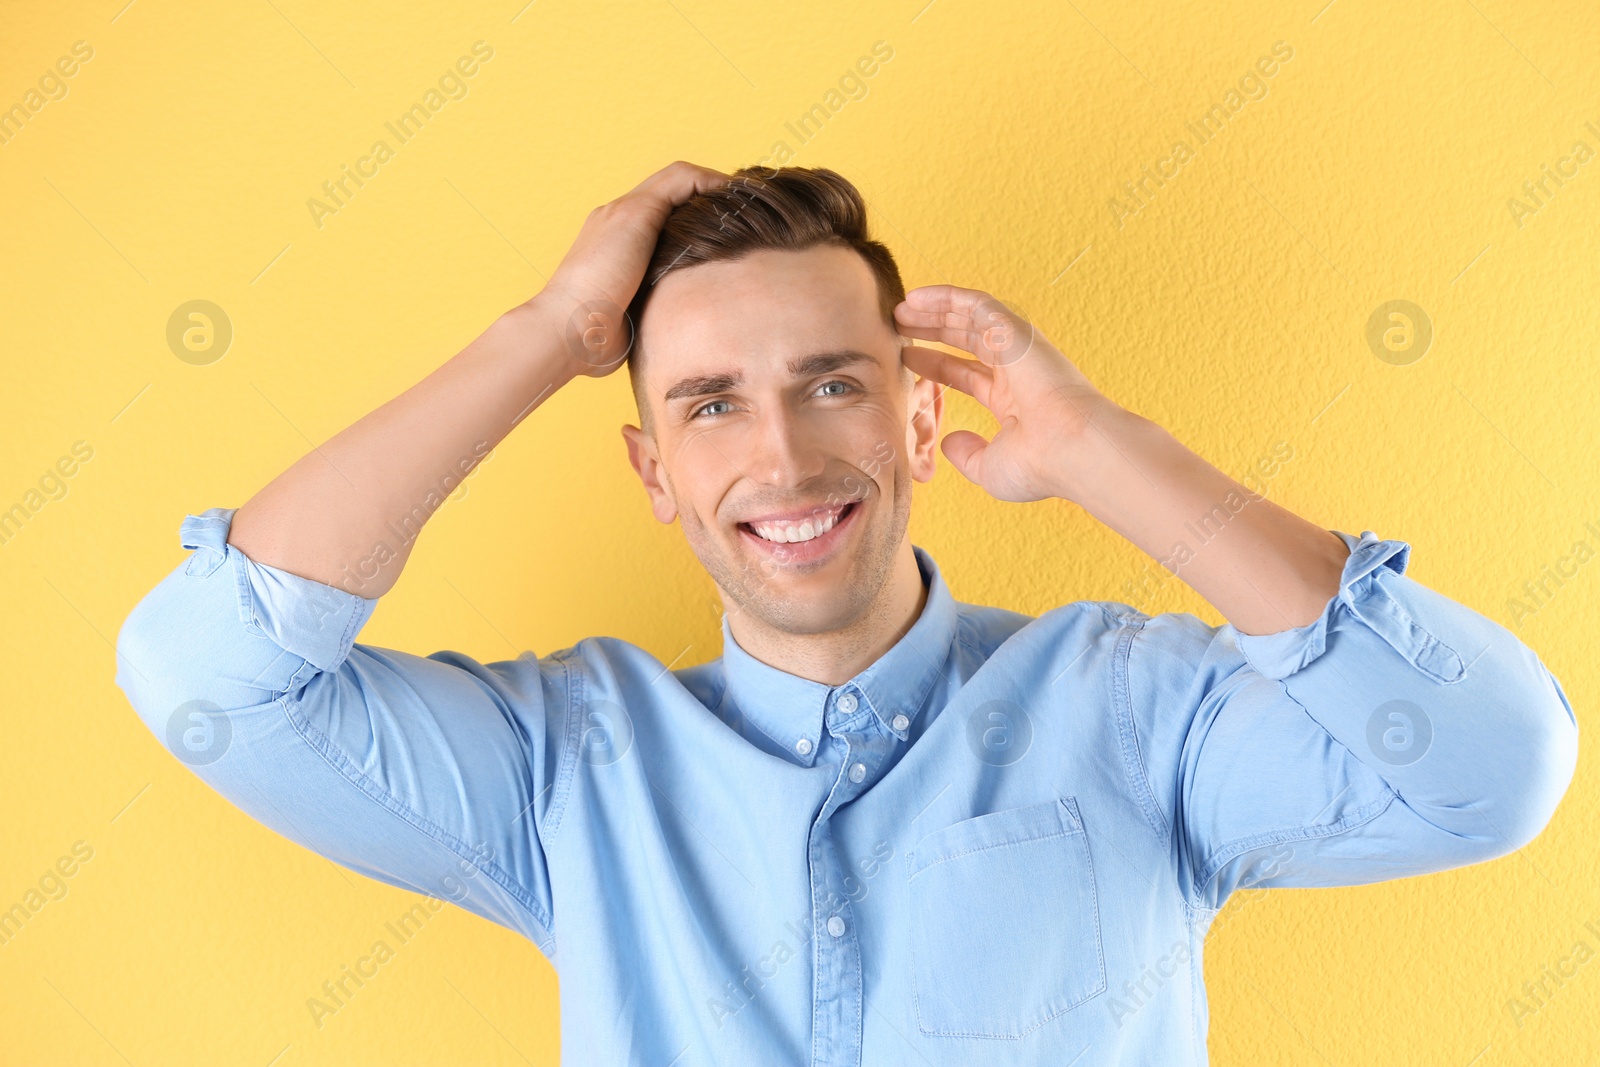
[837,692,858,713]
[891,714,910,732]
[849,762,866,783]
[827,915,846,938]
[795,737,813,756]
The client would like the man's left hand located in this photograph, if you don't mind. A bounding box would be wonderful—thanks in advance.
[894,283,1126,503]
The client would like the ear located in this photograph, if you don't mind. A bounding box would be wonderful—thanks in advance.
[620,424,679,524]
[905,371,943,484]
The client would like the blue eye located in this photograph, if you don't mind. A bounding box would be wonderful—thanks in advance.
[690,381,854,420]
[692,399,733,419]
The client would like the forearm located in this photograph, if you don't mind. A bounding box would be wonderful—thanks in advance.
[1056,404,1350,635]
[228,294,579,598]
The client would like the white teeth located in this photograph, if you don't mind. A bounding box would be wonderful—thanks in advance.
[749,505,846,544]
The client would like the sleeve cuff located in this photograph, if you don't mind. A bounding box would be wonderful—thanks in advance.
[179,507,379,673]
[1234,530,1467,684]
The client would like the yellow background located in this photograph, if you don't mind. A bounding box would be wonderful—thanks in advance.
[2,0,1596,1062]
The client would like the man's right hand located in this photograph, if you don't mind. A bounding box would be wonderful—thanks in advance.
[227,161,728,597]
[537,160,730,378]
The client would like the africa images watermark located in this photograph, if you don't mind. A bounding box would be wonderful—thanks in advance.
[715,438,898,624]
[332,438,497,597]
[1107,40,1295,230]
[1110,843,1295,1029]
[1503,516,1600,629]
[753,41,895,169]
[1504,911,1600,1032]
[0,39,95,149]
[704,839,896,1031]
[1116,439,1296,615]
[0,840,96,948]
[1505,118,1600,230]
[305,842,495,1030]
[0,440,95,549]
[306,41,495,230]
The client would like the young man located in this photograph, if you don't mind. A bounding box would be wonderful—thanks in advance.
[117,162,1578,1065]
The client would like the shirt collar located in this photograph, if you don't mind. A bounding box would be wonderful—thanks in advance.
[716,544,958,766]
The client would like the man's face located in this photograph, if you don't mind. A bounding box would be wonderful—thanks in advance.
[620,244,942,636]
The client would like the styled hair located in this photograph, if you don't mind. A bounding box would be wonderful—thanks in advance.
[624,165,907,432]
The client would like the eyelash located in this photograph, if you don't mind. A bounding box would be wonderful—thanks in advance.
[690,379,855,420]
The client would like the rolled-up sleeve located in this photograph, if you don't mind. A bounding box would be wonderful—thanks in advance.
[1124,529,1579,912]
[115,507,567,954]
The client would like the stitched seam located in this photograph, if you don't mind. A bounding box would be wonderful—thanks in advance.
[543,647,580,844]
[864,625,968,735]
[743,706,813,756]
[334,593,366,665]
[910,826,1073,877]
[1117,615,1171,841]
[908,803,1086,877]
[911,825,1106,1039]
[1079,809,1109,999]
[1353,573,1464,683]
[282,658,316,693]
[277,693,554,943]
[1192,789,1398,901]
[231,547,261,638]
[1183,898,1209,1062]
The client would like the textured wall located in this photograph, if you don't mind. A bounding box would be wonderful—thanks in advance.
[2,0,1595,1063]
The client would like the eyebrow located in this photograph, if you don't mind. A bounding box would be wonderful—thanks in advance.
[661,350,879,405]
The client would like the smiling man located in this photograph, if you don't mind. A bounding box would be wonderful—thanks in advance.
[116,162,1579,1066]
[623,229,932,681]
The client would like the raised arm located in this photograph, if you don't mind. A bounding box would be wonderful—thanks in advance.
[230,160,731,598]
[115,162,730,950]
[895,284,1579,906]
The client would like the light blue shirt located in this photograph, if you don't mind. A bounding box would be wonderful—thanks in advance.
[116,507,1578,1066]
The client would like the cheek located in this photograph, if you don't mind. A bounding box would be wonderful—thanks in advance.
[669,439,741,516]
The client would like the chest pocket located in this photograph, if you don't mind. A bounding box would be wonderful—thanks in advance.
[906,796,1106,1039]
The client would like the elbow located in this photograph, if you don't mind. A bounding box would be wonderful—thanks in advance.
[117,604,240,770]
[115,587,225,761]
[1484,664,1579,858]
[114,593,178,746]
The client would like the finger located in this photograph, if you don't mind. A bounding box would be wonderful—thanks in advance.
[897,288,1037,368]
[894,318,984,353]
[629,160,731,210]
[894,283,1011,339]
[893,287,984,350]
[899,283,995,320]
[901,345,993,407]
[938,429,989,486]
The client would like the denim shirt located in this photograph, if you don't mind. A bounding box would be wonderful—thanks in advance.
[115,508,1578,1066]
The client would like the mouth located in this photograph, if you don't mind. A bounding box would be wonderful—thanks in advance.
[737,500,863,565]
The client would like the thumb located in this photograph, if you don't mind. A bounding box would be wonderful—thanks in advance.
[939,430,989,485]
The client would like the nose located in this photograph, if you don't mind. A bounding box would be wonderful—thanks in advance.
[747,405,829,490]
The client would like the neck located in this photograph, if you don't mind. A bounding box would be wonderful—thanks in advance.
[726,541,928,686]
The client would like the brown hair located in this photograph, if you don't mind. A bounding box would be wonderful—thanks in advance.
[624,165,907,432]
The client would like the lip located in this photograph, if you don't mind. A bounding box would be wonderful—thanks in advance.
[737,500,863,566]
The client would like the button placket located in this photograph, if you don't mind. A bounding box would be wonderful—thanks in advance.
[807,732,863,1066]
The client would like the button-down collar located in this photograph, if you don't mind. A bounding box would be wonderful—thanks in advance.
[717,544,958,765]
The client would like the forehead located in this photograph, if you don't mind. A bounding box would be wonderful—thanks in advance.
[638,244,894,388]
